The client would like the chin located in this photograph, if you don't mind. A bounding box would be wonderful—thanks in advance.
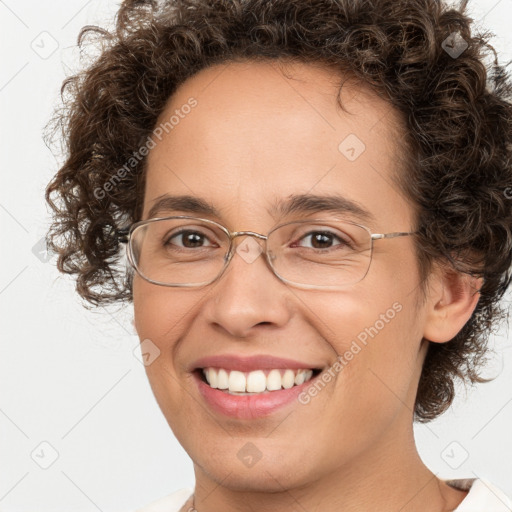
[191,442,319,492]
[199,460,312,493]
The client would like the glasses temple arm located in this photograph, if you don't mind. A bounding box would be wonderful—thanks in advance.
[371,231,416,240]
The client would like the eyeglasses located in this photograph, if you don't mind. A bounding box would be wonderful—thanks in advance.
[117,216,415,290]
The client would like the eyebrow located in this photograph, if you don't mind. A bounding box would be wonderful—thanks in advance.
[268,193,375,223]
[146,193,375,223]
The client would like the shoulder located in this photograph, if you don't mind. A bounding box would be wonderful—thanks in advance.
[133,487,194,512]
[446,478,512,511]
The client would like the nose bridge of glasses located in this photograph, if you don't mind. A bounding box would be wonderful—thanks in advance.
[226,231,269,261]
[223,230,278,271]
[231,230,268,241]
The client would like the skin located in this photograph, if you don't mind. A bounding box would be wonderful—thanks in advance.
[132,59,481,512]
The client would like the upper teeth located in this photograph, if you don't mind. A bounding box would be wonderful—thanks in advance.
[202,368,314,393]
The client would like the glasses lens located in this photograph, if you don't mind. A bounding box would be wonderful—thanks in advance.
[268,220,372,288]
[129,218,229,286]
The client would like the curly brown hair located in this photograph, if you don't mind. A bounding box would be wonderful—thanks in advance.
[45,0,512,422]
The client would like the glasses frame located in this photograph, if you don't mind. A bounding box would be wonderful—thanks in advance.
[117,215,415,290]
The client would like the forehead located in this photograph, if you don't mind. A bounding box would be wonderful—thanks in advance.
[143,60,414,231]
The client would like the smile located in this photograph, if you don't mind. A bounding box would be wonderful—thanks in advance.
[201,367,319,394]
[190,354,326,418]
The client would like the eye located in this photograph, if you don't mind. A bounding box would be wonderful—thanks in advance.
[165,229,217,249]
[294,230,350,250]
[292,229,353,250]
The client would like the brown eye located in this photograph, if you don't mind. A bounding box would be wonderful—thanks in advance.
[165,230,215,249]
[294,230,351,250]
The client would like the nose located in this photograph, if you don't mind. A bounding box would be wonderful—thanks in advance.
[205,235,293,339]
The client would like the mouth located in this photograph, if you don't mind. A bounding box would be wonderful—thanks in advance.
[194,367,323,395]
[190,354,328,418]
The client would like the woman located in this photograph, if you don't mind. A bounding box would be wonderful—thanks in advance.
[45,0,512,510]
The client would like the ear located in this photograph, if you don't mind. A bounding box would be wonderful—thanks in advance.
[423,265,483,343]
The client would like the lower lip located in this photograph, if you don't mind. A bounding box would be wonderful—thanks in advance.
[194,371,318,419]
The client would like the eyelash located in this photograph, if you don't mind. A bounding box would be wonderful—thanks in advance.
[165,229,351,251]
[292,231,350,250]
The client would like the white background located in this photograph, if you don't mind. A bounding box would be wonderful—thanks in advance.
[1,0,512,510]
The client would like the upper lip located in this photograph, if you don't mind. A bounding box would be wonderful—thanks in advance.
[191,354,324,372]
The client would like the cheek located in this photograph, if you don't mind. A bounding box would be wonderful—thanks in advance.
[133,276,202,345]
[314,291,420,385]
[304,264,425,423]
[132,278,199,401]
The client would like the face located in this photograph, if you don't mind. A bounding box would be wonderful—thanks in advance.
[133,60,430,491]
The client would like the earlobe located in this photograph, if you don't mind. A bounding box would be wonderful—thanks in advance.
[423,266,483,344]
